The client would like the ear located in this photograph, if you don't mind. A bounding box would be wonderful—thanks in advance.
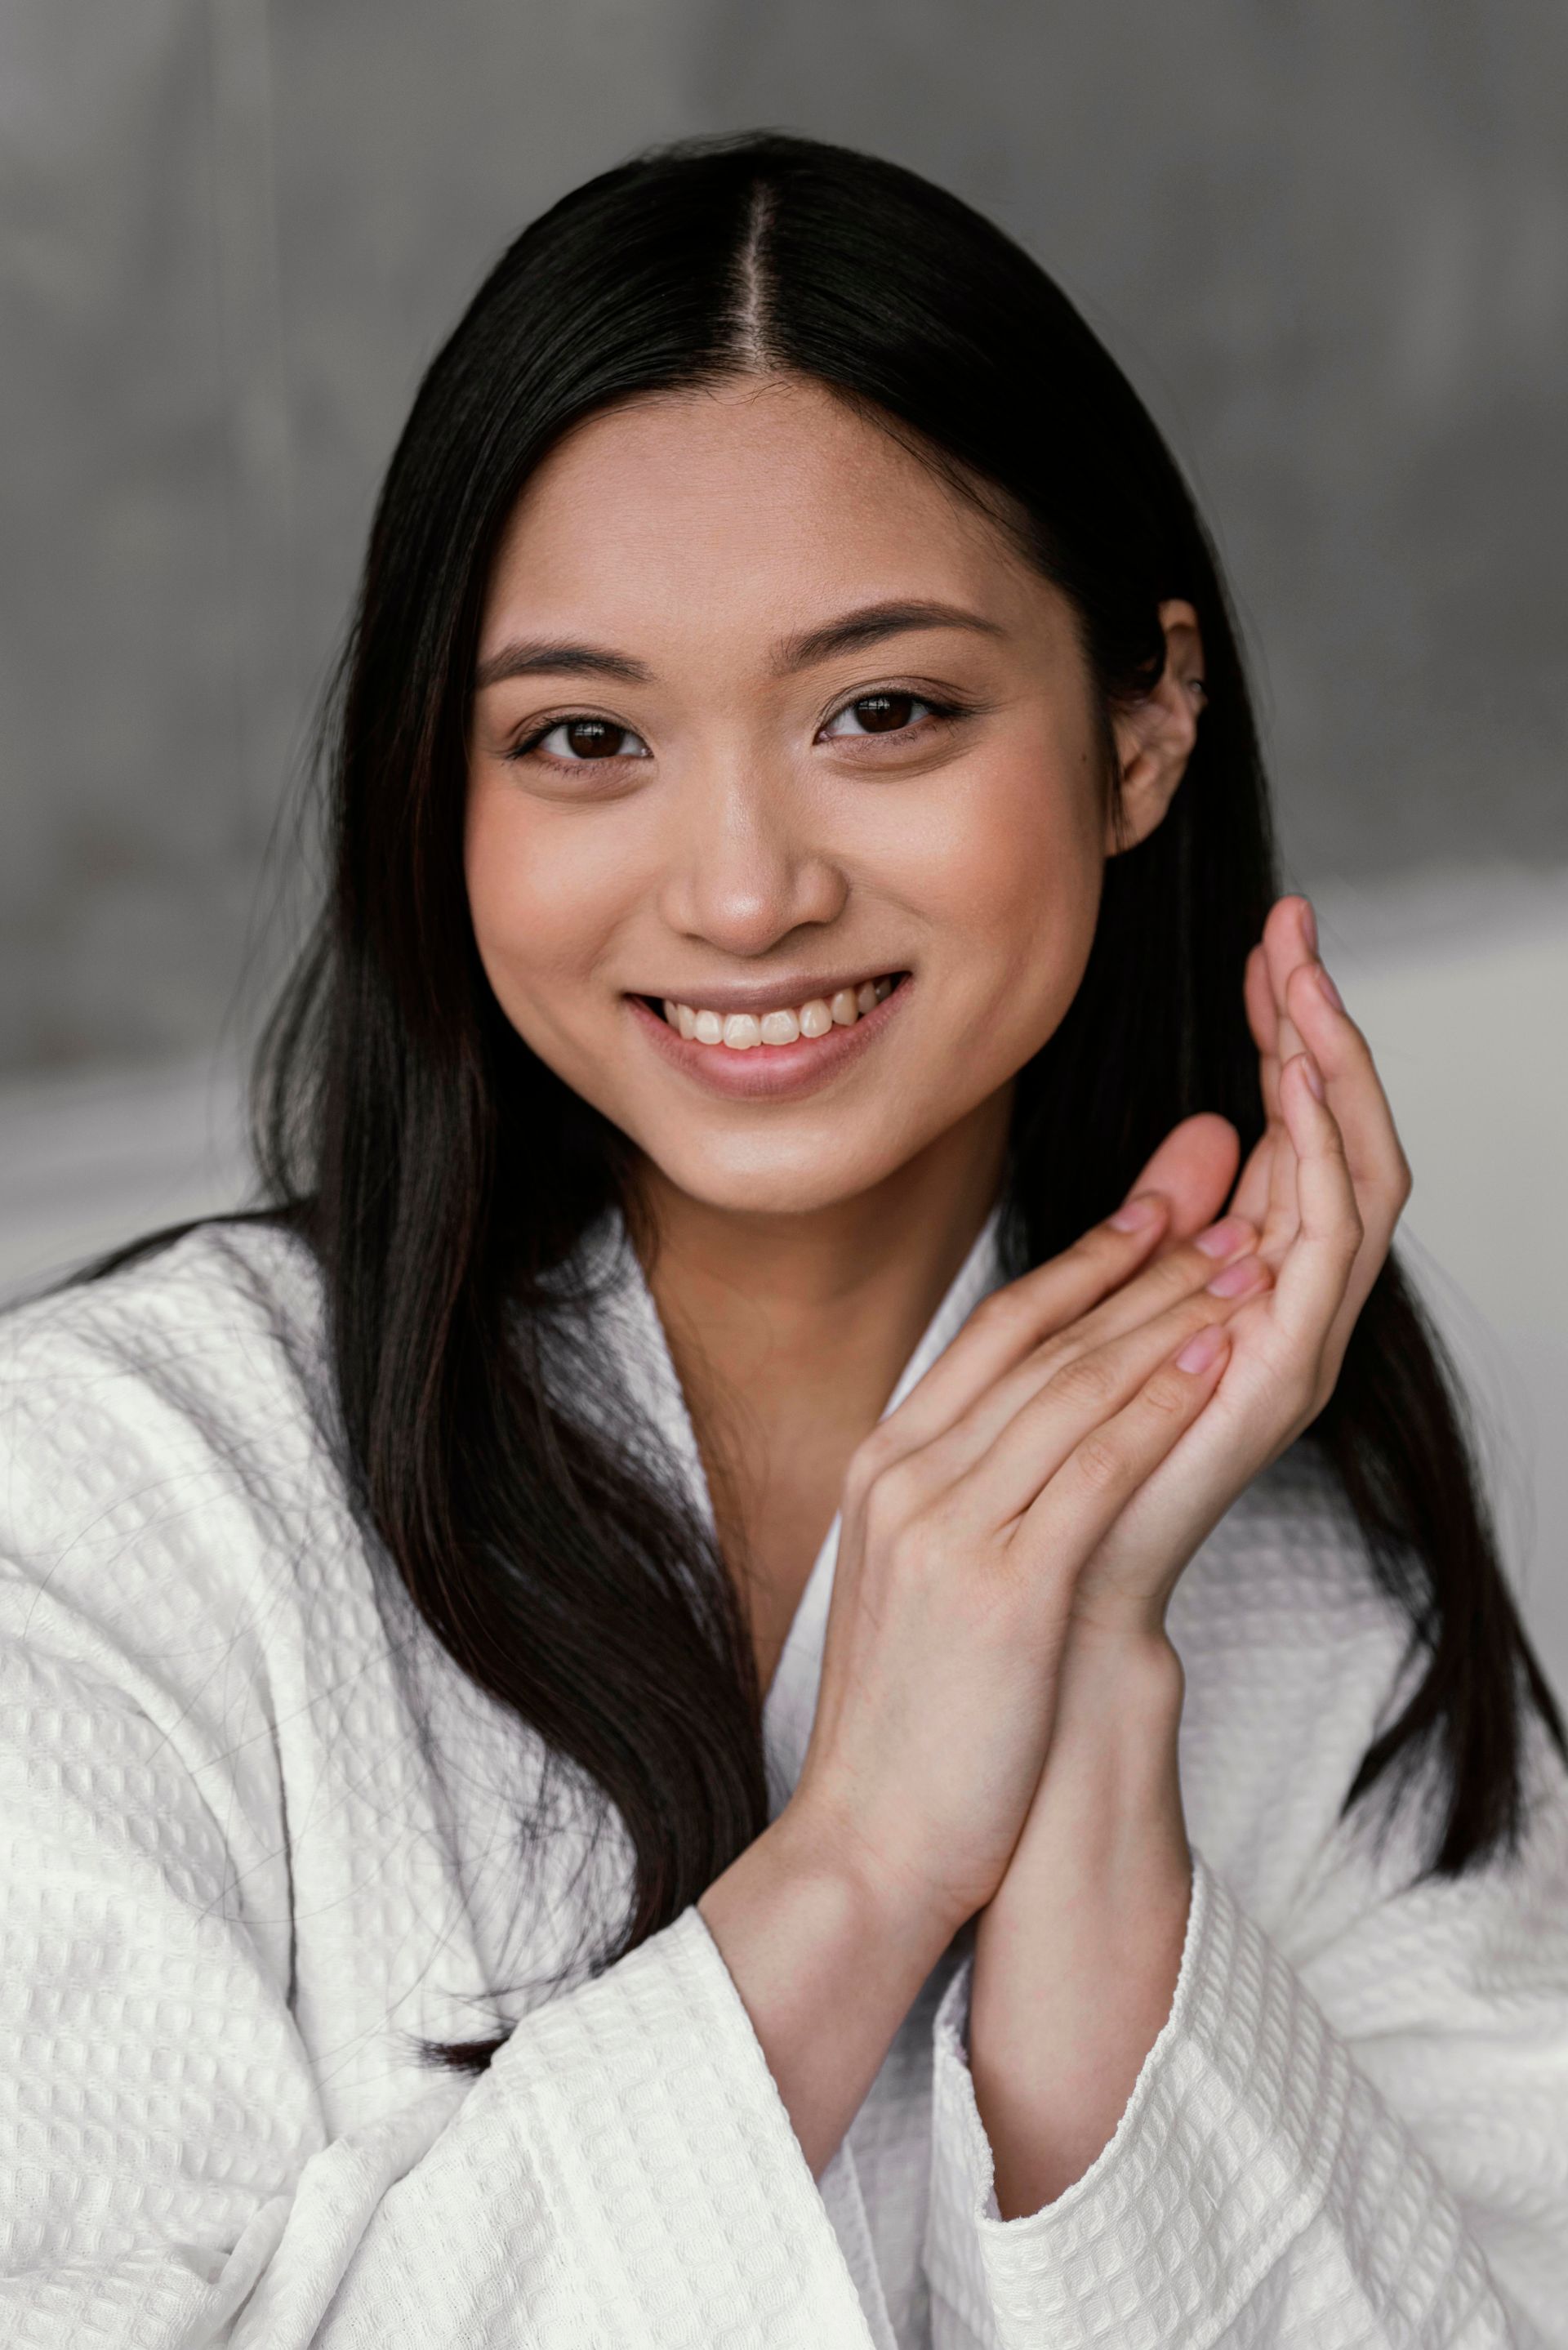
[1104,599,1206,856]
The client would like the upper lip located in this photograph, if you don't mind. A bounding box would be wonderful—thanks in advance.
[632,966,906,1016]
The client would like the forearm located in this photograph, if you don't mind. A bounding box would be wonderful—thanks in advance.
[968,1630,1192,2219]
[698,1806,957,2180]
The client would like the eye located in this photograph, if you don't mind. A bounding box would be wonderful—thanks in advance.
[819,691,954,739]
[514,716,652,763]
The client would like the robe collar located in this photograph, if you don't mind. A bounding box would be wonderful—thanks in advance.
[577,1197,1010,1817]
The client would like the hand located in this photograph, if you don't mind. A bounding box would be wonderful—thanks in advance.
[963,897,1411,2216]
[784,1201,1271,1944]
[1058,892,1412,1646]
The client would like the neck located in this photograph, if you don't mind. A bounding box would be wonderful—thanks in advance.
[631,1090,1013,1460]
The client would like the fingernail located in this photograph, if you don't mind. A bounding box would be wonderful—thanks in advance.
[1314,961,1343,1012]
[1193,1214,1254,1260]
[1301,897,1319,955]
[1300,1050,1326,1102]
[1109,1192,1164,1233]
[1205,1254,1270,1297]
[1176,1322,1228,1374]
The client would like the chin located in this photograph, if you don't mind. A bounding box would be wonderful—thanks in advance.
[638,1136,914,1221]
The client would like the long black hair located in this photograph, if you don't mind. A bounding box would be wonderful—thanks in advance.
[88,130,1564,2071]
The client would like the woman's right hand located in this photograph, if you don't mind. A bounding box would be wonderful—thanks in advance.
[697,1197,1268,2180]
[782,1199,1271,1945]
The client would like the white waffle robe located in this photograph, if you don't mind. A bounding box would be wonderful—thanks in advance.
[2,1212,1566,2347]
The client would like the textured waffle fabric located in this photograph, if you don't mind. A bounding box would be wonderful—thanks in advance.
[2,1211,1566,2348]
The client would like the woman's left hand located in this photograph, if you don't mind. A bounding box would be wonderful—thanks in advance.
[1057,890,1413,1646]
[967,894,1413,2216]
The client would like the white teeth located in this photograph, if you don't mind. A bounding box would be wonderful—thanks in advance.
[658,975,901,1049]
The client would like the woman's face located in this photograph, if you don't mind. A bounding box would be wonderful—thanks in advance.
[466,376,1162,1219]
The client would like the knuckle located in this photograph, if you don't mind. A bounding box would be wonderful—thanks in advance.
[1073,1434,1127,1495]
[1062,1224,1129,1290]
[973,1284,1036,1341]
[1048,1348,1120,1411]
[850,1422,899,1478]
[1070,1223,1121,1269]
[1140,1370,1192,1420]
[1147,1251,1200,1304]
[855,1481,893,1542]
[844,1432,893,1503]
[853,1449,920,1531]
[1026,1334,1073,1385]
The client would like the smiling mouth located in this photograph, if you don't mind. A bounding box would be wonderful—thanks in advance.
[640,972,908,1050]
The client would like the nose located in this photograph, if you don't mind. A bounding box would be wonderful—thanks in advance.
[654,747,848,958]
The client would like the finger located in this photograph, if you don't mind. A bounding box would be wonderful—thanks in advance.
[1267,1050,1364,1351]
[1243,940,1281,1115]
[1251,898,1321,1259]
[1036,1214,1260,1362]
[1117,1113,1241,1249]
[1280,961,1410,1384]
[1011,1321,1233,1572]
[1263,894,1317,1075]
[935,1246,1272,1530]
[1227,1120,1276,1230]
[1251,903,1325,1258]
[1283,956,1411,1224]
[867,1197,1174,1462]
[1232,940,1284,1230]
[1259,1072,1303,1259]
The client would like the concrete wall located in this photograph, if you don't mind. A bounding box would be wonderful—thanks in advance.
[4,1,1566,1069]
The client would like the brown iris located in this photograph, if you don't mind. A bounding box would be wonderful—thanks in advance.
[846,693,919,733]
[563,718,635,756]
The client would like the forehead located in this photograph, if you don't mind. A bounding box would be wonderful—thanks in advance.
[479,376,1051,662]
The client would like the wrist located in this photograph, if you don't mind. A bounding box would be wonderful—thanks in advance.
[697,1808,959,2179]
[967,1638,1192,2215]
[759,1795,966,1981]
[1054,1618,1186,1723]
[975,1626,1190,1973]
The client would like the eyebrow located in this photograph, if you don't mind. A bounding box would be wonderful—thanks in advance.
[472,599,1005,693]
[769,599,1006,674]
[473,640,653,689]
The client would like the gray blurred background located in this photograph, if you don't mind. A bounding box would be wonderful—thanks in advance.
[2,2,1565,1686]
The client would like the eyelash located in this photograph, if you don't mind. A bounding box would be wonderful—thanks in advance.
[506,689,976,768]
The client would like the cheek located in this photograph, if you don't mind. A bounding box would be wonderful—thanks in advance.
[463,784,621,1020]
[918,736,1106,1019]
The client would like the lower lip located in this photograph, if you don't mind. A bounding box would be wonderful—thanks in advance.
[625,975,913,1102]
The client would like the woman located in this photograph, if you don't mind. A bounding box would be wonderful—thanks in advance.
[2,130,1564,2348]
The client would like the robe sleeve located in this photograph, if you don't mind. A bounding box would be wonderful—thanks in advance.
[0,1618,883,2348]
[921,1716,1568,2350]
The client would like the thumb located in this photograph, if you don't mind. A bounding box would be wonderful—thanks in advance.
[1120,1113,1240,1246]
